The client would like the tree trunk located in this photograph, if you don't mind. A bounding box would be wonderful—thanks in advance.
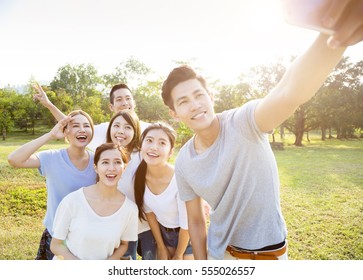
[306,131,310,142]
[321,127,326,141]
[294,108,305,146]
[280,126,285,141]
[2,128,6,141]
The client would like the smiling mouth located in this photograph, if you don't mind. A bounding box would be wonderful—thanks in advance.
[147,152,159,158]
[76,135,87,140]
[191,111,206,120]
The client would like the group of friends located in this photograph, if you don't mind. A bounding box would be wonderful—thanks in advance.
[7,0,363,260]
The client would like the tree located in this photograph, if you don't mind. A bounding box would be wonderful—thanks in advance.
[50,63,101,105]
[213,82,250,113]
[133,79,169,122]
[102,57,152,89]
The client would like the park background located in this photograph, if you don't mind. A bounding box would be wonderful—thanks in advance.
[0,0,362,260]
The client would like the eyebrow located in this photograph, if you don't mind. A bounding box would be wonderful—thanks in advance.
[145,135,169,142]
[175,89,202,103]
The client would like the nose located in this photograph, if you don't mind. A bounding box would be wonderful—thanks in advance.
[190,98,201,112]
[109,162,116,171]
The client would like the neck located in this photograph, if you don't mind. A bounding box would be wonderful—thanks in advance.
[194,116,220,153]
[147,162,171,175]
[67,145,87,159]
[95,182,119,199]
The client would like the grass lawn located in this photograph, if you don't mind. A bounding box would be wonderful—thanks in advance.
[0,131,362,259]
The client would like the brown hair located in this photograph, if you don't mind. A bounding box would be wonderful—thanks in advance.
[94,143,128,182]
[106,110,141,156]
[64,110,94,142]
[161,65,209,110]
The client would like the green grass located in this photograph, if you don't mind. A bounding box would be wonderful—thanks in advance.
[0,131,362,259]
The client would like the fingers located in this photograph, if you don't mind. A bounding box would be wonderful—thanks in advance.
[322,0,350,29]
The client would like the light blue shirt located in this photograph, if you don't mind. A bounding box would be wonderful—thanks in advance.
[36,149,96,235]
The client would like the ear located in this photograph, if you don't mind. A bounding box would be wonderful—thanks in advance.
[169,109,179,122]
[93,164,98,173]
[108,103,114,112]
[169,147,174,158]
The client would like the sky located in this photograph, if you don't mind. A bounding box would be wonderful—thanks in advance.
[0,0,362,88]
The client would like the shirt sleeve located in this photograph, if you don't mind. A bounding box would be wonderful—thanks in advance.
[121,201,139,242]
[52,195,73,240]
[35,149,54,177]
[174,158,198,202]
[176,192,188,230]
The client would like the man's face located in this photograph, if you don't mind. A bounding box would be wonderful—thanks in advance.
[170,78,215,132]
[109,88,136,114]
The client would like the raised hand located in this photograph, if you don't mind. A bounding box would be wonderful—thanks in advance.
[32,82,52,106]
[49,117,72,140]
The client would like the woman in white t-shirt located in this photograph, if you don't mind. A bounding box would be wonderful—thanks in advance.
[134,123,193,260]
[50,143,138,260]
[106,110,156,260]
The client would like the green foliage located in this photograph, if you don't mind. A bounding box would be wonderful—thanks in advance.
[174,122,194,147]
[1,134,362,259]
[0,187,46,217]
[134,80,170,123]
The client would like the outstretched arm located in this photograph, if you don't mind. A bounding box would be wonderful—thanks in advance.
[255,33,346,133]
[33,83,66,121]
[7,117,71,168]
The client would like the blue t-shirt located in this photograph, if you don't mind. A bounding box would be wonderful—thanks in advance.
[36,149,97,235]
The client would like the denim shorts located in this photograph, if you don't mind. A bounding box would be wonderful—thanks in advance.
[123,230,157,260]
[159,224,193,255]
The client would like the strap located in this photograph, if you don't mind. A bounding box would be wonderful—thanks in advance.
[226,243,287,260]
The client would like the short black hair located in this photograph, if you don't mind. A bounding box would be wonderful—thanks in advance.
[109,83,132,104]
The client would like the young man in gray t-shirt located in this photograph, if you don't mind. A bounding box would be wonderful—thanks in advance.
[161,20,361,259]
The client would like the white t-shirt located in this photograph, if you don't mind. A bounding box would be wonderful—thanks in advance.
[87,121,149,152]
[144,175,188,230]
[117,152,151,234]
[52,188,138,260]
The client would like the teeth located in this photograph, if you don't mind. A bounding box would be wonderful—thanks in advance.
[76,135,87,139]
[192,112,205,119]
[147,153,158,157]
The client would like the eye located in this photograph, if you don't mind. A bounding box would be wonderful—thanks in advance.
[125,125,132,130]
[113,124,119,128]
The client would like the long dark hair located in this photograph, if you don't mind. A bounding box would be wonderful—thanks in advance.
[134,122,177,221]
[106,110,141,157]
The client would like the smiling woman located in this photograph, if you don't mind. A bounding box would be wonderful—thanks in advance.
[50,143,139,260]
[6,110,97,260]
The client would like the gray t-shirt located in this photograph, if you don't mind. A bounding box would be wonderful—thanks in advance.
[175,100,287,259]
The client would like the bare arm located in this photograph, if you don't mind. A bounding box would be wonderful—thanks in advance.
[33,83,66,121]
[185,197,207,260]
[107,240,129,260]
[7,117,71,168]
[172,228,190,260]
[255,34,346,133]
[146,212,170,260]
[50,238,79,260]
